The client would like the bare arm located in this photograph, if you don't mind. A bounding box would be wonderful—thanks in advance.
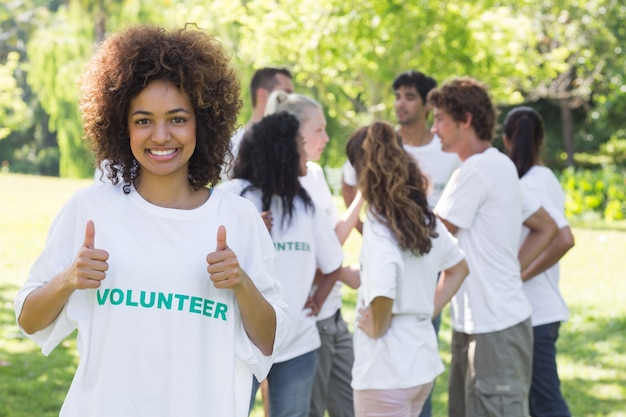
[18,220,109,334]
[522,226,574,281]
[308,266,344,316]
[436,215,460,236]
[334,191,364,245]
[433,259,469,318]
[356,296,394,339]
[207,226,276,355]
[519,207,558,271]
[341,180,363,235]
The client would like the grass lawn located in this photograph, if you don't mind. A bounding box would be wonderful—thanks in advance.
[1,173,625,416]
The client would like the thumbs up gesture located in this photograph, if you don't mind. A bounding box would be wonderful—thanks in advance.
[206,225,244,290]
[67,220,109,290]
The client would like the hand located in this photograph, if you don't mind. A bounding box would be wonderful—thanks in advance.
[304,296,320,317]
[67,220,109,290]
[260,211,273,232]
[356,302,375,338]
[206,225,244,290]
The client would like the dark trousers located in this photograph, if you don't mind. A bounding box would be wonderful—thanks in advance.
[529,322,571,417]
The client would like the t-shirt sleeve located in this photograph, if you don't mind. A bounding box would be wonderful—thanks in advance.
[14,200,82,355]
[434,166,488,230]
[434,219,466,271]
[312,206,344,274]
[342,160,357,187]
[520,186,542,222]
[230,198,289,380]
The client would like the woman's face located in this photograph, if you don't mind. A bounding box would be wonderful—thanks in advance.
[299,106,329,161]
[127,80,196,183]
[296,134,308,177]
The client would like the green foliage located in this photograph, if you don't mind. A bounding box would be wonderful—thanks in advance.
[560,167,626,221]
[0,52,31,140]
[26,3,95,178]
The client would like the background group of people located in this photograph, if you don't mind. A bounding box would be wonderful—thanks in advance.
[14,24,574,417]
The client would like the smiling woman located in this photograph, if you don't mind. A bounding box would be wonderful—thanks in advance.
[13,25,289,417]
[127,80,200,208]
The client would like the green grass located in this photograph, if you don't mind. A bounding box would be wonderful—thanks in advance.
[2,173,626,416]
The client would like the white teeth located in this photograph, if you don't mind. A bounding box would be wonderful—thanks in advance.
[150,149,176,156]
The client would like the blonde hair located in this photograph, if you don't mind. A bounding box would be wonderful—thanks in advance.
[265,90,321,125]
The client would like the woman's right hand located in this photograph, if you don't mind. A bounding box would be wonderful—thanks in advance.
[66,220,109,290]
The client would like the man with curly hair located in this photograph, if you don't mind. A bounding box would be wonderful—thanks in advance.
[15,25,288,417]
[428,77,557,417]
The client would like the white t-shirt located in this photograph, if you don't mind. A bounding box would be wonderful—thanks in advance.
[435,147,534,334]
[14,184,289,417]
[520,166,569,326]
[218,178,344,363]
[300,161,344,321]
[222,126,246,180]
[351,213,465,390]
[342,135,461,207]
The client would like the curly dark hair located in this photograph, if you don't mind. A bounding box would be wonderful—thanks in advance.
[233,111,313,227]
[79,24,242,192]
[427,77,496,142]
[346,122,437,255]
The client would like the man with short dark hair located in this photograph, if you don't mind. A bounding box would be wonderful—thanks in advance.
[224,67,294,179]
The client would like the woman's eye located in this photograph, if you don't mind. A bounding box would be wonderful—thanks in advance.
[172,116,186,123]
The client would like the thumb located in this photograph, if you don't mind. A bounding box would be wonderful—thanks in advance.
[83,220,96,249]
[216,225,228,251]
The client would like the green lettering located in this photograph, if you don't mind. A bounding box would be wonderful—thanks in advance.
[214,302,228,321]
[190,296,202,314]
[158,292,172,309]
[140,291,155,308]
[275,242,285,251]
[175,294,189,311]
[97,289,109,305]
[203,299,214,317]
[125,289,138,307]
[110,288,124,305]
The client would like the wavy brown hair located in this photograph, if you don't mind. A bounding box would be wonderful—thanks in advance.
[346,122,437,255]
[79,24,242,192]
[427,76,496,142]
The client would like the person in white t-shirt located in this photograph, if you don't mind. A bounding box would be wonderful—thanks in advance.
[14,26,289,417]
[345,121,468,417]
[219,111,346,417]
[264,90,362,417]
[341,70,461,417]
[429,77,558,417]
[503,106,575,417]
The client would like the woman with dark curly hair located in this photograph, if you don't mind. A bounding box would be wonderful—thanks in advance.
[14,25,288,417]
[219,111,345,417]
[346,122,468,417]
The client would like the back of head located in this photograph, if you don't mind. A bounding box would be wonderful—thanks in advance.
[233,111,312,223]
[392,70,437,104]
[346,122,436,255]
[265,90,320,125]
[80,24,241,190]
[427,76,496,142]
[250,67,292,107]
[503,106,544,178]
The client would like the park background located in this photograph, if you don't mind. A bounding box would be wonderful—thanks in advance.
[1,0,625,415]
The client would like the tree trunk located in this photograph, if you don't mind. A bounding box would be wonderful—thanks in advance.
[560,98,575,167]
